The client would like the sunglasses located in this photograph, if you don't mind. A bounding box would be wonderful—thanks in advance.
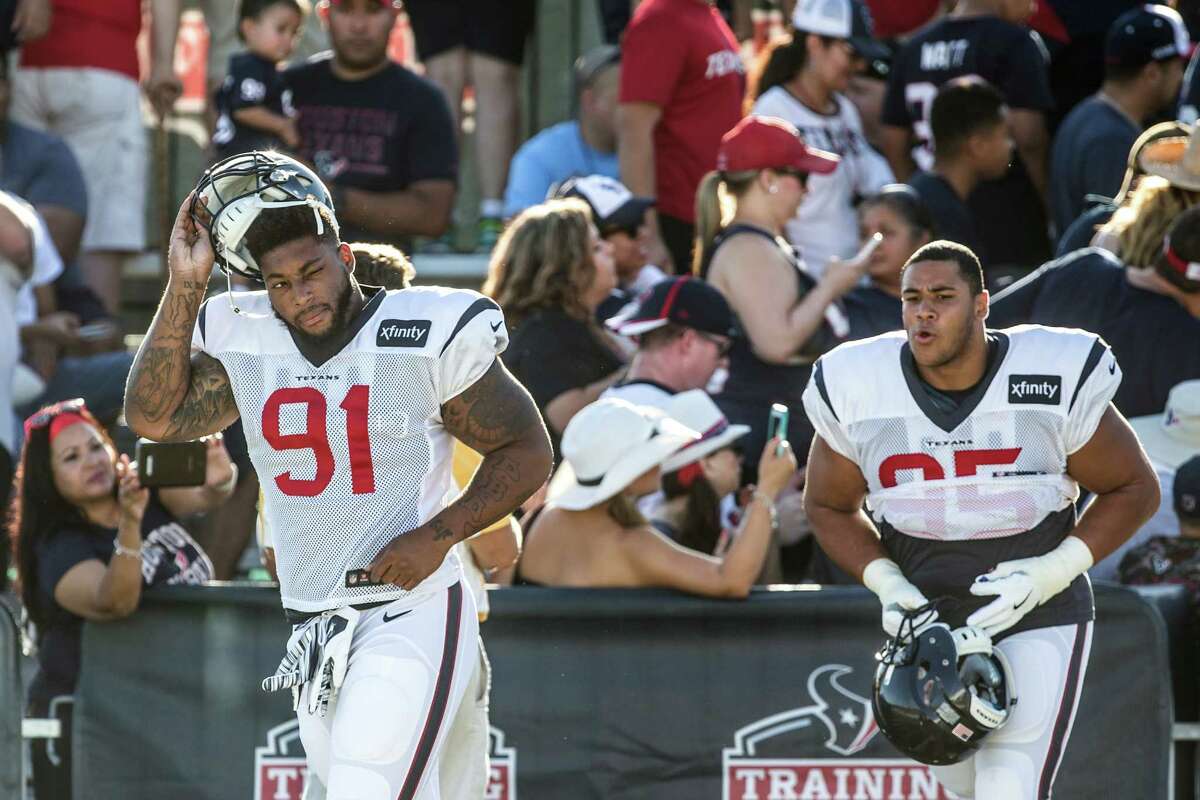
[776,168,811,188]
[697,331,733,356]
[23,398,87,438]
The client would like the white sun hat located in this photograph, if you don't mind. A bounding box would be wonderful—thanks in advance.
[1129,380,1200,470]
[548,398,699,511]
[661,390,751,473]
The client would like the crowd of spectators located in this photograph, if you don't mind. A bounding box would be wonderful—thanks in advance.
[5,0,1200,794]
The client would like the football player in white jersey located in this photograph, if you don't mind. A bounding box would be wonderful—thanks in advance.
[123,152,552,800]
[802,240,1159,799]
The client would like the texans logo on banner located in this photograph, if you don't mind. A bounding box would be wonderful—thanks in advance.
[722,665,954,800]
[255,720,307,800]
[254,720,518,799]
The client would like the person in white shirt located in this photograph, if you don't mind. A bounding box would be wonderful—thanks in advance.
[749,0,894,276]
[0,192,37,461]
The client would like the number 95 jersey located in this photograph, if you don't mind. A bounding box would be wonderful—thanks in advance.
[192,286,508,614]
[802,325,1120,633]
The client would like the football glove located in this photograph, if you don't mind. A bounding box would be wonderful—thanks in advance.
[863,558,938,637]
[967,536,1094,636]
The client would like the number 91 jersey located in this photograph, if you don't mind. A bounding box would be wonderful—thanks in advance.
[802,325,1121,633]
[192,286,508,614]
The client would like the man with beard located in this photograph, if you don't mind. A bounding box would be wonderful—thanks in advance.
[802,240,1159,798]
[284,0,458,252]
[123,151,552,800]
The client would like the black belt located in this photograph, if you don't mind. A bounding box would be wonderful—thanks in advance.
[283,600,390,626]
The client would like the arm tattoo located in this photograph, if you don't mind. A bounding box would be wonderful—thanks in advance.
[433,360,552,543]
[430,517,455,542]
[161,353,238,442]
[442,360,544,454]
[126,281,238,440]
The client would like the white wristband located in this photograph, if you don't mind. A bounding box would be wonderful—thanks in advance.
[862,558,906,596]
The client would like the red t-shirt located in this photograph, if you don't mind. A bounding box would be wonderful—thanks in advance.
[620,0,745,223]
[21,0,142,81]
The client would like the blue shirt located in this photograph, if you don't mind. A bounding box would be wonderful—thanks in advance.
[1049,96,1138,236]
[0,121,87,217]
[503,120,619,218]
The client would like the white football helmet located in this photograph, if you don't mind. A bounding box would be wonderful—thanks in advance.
[191,150,338,283]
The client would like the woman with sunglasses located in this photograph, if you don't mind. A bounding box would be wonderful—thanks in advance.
[747,0,894,277]
[10,400,232,800]
[515,398,795,597]
[696,116,866,480]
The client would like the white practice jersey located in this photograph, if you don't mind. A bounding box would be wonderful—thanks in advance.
[752,87,894,276]
[193,286,507,613]
[803,325,1120,632]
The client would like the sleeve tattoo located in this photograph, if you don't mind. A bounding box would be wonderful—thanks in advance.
[439,360,552,536]
[162,352,238,441]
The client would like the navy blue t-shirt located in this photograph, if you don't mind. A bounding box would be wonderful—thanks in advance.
[1049,96,1138,236]
[284,53,458,249]
[29,493,213,706]
[907,171,983,261]
[988,248,1200,417]
[843,285,901,341]
[212,51,290,160]
[1055,202,1115,257]
[883,15,1054,270]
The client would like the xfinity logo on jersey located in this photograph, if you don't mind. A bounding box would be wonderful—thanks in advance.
[377,319,431,348]
[722,665,952,800]
[1008,375,1062,405]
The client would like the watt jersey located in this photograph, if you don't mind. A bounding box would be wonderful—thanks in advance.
[193,286,507,613]
[802,325,1120,634]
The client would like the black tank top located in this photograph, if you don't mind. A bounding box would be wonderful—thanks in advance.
[705,223,844,404]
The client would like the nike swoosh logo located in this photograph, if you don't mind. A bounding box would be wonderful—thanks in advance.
[1108,362,1116,375]
[490,321,503,332]
[1013,590,1032,610]
[382,609,412,623]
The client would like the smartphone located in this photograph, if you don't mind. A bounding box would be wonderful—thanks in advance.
[136,439,207,488]
[849,232,884,266]
[767,404,789,456]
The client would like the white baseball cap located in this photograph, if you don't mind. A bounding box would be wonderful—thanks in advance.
[792,0,889,61]
[662,390,751,473]
[1130,380,1200,470]
[548,398,699,511]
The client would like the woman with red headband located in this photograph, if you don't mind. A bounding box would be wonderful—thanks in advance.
[9,400,233,800]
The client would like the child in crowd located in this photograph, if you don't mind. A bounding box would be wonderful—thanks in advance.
[211,0,308,161]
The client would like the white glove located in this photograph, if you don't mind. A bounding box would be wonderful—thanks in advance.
[863,558,938,637]
[967,536,1094,636]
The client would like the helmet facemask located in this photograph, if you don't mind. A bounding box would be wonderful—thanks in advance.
[191,151,339,284]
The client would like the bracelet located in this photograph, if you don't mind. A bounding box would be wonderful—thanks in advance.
[750,490,778,529]
[112,538,143,561]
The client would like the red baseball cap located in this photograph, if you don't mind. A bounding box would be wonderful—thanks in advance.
[716,116,839,175]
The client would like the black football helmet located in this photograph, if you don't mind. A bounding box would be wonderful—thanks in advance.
[872,616,1017,766]
[190,150,338,283]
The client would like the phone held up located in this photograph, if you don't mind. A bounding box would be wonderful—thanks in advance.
[767,404,789,457]
[135,439,207,488]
